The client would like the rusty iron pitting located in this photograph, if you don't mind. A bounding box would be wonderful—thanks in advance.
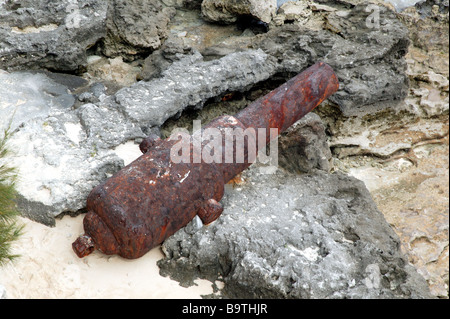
[72,62,339,259]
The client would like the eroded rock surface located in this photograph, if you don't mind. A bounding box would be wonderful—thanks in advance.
[0,0,108,72]
[320,0,449,298]
[158,167,432,299]
[201,0,278,24]
[254,3,410,116]
[101,0,176,59]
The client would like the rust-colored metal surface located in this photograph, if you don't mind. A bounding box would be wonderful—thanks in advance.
[72,62,339,259]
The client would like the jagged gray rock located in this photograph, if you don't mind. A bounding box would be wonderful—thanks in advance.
[254,3,410,116]
[158,166,433,299]
[0,0,108,72]
[415,0,449,15]
[161,0,202,9]
[201,0,278,24]
[101,0,176,59]
[0,0,177,70]
[8,109,125,226]
[138,36,194,81]
[278,113,332,174]
[114,50,277,127]
[195,2,411,116]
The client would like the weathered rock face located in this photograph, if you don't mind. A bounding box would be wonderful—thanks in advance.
[314,0,448,160]
[0,0,178,70]
[400,0,449,117]
[396,0,449,298]
[0,0,108,72]
[201,0,278,24]
[161,0,202,9]
[369,139,449,298]
[415,0,449,15]
[158,166,432,298]
[0,71,76,133]
[149,2,412,117]
[254,3,411,116]
[0,70,122,225]
[114,50,277,128]
[278,113,332,174]
[101,0,176,60]
[138,36,194,81]
[314,0,449,298]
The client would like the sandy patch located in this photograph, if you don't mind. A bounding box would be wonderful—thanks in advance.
[0,215,213,299]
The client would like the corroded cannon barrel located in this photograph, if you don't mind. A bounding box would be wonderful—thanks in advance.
[72,62,339,259]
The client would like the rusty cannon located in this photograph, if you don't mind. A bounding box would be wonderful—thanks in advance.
[72,62,339,259]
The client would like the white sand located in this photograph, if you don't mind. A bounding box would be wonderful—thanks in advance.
[0,215,214,299]
[0,141,215,299]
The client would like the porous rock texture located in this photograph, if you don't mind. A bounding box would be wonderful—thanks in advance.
[158,166,433,299]
[161,0,202,9]
[0,0,108,72]
[201,0,278,24]
[101,0,176,60]
[0,0,178,70]
[253,3,411,116]
[278,113,333,174]
[114,50,277,128]
[189,1,412,116]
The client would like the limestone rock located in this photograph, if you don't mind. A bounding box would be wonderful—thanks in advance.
[158,167,433,299]
[9,111,125,226]
[276,0,312,25]
[114,50,278,128]
[318,0,449,298]
[278,113,332,174]
[399,0,449,117]
[201,0,278,24]
[161,0,202,8]
[138,36,194,81]
[85,56,142,88]
[0,0,108,72]
[415,0,449,15]
[255,3,410,116]
[101,0,176,59]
